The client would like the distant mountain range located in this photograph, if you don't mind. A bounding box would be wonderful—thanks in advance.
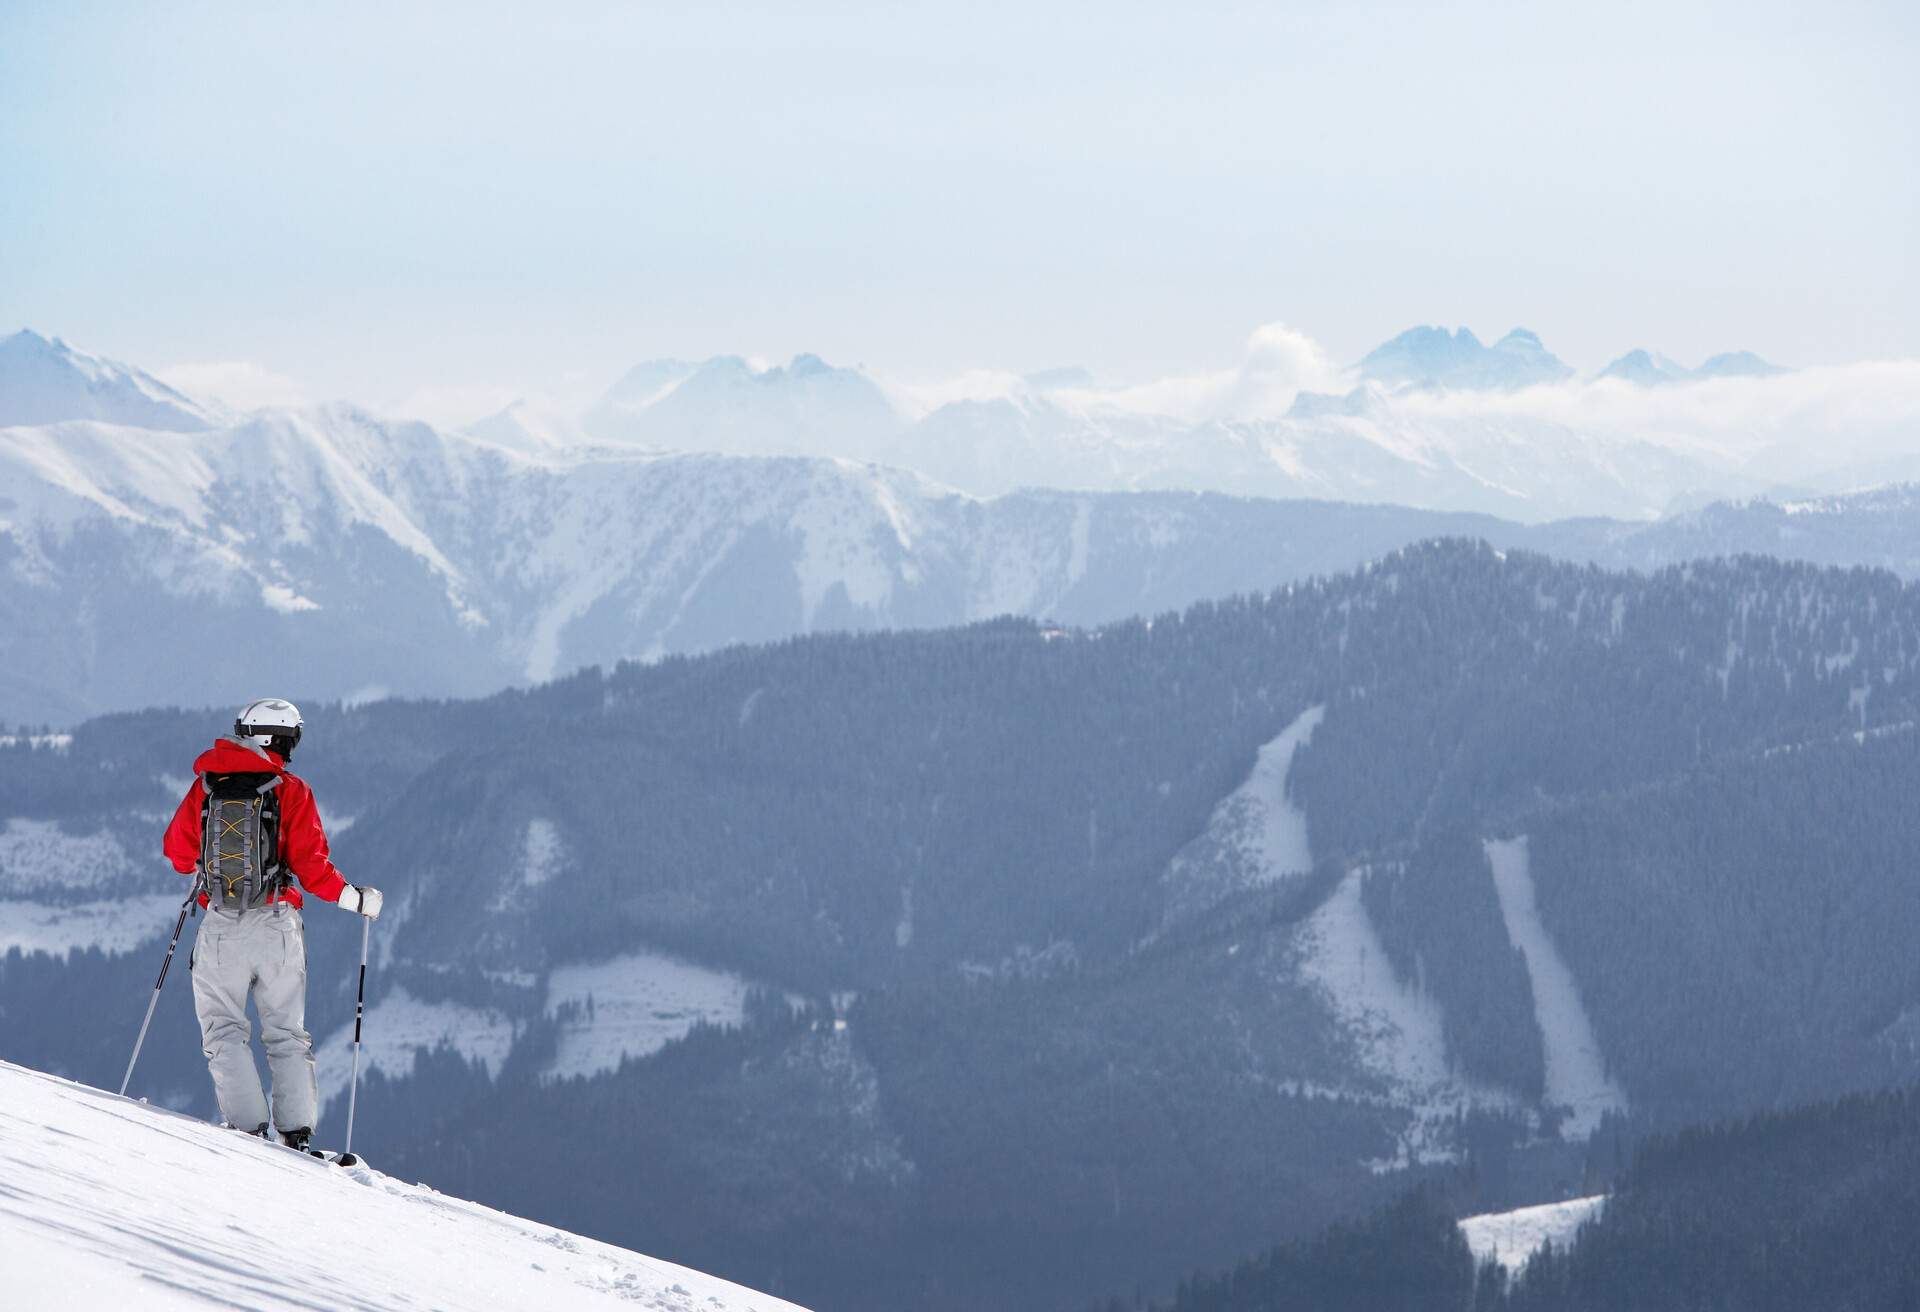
[1355,325,1577,390]
[1596,346,1788,385]
[0,328,1916,725]
[517,326,1806,512]
[1346,324,1785,392]
[4,325,1857,523]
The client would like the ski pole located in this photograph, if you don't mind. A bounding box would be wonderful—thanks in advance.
[119,877,202,1098]
[343,914,370,1160]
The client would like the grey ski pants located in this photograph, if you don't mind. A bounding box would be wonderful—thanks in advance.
[190,904,318,1134]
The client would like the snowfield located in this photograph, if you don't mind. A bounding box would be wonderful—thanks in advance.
[1483,837,1627,1138]
[1459,1195,1607,1276]
[0,893,185,961]
[1161,704,1324,925]
[544,949,756,1082]
[1295,868,1518,1169]
[0,1058,811,1311]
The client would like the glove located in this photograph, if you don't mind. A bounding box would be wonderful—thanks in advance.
[337,884,384,920]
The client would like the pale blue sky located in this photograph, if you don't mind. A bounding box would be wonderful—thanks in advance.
[3,1,1914,411]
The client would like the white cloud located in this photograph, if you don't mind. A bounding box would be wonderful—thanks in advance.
[1076,322,1340,422]
[880,368,1031,419]
[1393,361,1920,478]
[390,382,526,429]
[156,360,311,412]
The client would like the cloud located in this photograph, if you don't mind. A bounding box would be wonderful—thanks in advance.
[156,360,311,411]
[1392,361,1920,479]
[390,382,526,429]
[880,368,1031,419]
[1065,322,1341,422]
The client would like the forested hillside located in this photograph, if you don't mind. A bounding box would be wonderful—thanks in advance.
[1151,1084,1920,1312]
[7,541,1920,1310]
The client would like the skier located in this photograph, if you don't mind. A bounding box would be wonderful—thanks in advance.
[161,698,382,1152]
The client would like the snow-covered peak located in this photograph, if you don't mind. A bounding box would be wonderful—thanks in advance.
[1596,347,1788,385]
[0,329,220,431]
[464,397,592,454]
[1598,348,1690,385]
[1285,382,1385,419]
[1358,325,1486,385]
[585,351,904,460]
[1488,327,1574,383]
[1694,349,1786,379]
[1357,325,1571,390]
[0,1058,809,1311]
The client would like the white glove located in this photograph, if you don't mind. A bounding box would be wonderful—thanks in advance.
[337,884,383,920]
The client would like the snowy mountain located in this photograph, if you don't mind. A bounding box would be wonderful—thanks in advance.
[1596,348,1691,385]
[0,1058,808,1312]
[1695,349,1787,378]
[1356,326,1575,390]
[11,375,1920,721]
[551,327,1864,514]
[1598,346,1787,384]
[6,330,1919,724]
[582,352,903,461]
[0,329,219,430]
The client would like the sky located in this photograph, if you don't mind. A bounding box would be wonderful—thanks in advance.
[2,1,1915,421]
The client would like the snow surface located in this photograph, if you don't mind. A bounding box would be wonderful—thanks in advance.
[1296,868,1516,1168]
[1484,837,1627,1138]
[1459,1195,1607,1276]
[1161,705,1323,923]
[0,1058,810,1311]
[1299,870,1455,1095]
[0,894,185,961]
[1229,705,1324,881]
[0,818,135,894]
[544,950,755,1082]
[313,986,518,1114]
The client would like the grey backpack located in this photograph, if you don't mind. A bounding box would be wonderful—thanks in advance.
[200,771,287,911]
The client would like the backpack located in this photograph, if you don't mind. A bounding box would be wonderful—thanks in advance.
[200,771,288,911]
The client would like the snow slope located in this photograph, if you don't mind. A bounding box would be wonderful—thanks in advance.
[1484,837,1627,1137]
[0,1058,810,1312]
[1295,868,1517,1168]
[1458,1195,1606,1276]
[1161,704,1324,925]
[0,330,218,431]
[544,949,756,1082]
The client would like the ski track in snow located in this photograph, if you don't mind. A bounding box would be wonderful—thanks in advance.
[1237,705,1324,880]
[1297,868,1515,1169]
[0,1058,809,1312]
[1459,1195,1606,1276]
[1484,836,1627,1138]
[1299,870,1455,1091]
[1162,704,1324,920]
[544,950,755,1082]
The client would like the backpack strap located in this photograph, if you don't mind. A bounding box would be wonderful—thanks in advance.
[255,775,288,894]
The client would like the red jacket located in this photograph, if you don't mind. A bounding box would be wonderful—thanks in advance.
[163,738,348,910]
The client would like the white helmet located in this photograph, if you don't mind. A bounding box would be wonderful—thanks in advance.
[235,698,303,756]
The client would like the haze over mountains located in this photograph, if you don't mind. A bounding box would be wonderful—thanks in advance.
[6,326,1920,723]
[466,322,1848,516]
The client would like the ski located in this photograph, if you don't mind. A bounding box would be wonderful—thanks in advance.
[278,1141,365,1169]
[230,1126,365,1169]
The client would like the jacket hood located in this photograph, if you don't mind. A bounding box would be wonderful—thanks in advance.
[192,736,288,775]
